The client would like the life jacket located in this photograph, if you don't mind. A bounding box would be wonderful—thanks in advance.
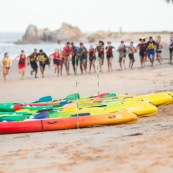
[97,46,104,56]
[79,48,87,58]
[39,54,47,63]
[64,46,71,57]
[89,48,95,58]
[3,58,10,66]
[128,47,135,54]
[72,46,78,56]
[106,46,113,56]
[119,46,126,54]
[30,53,37,62]
[19,55,26,65]
[138,43,146,52]
[147,41,155,50]
[156,40,163,50]
[55,52,61,60]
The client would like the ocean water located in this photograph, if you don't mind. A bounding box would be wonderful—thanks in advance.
[0,33,131,61]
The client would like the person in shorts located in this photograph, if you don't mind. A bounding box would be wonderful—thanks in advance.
[128,41,136,69]
[71,42,79,74]
[117,41,127,70]
[105,42,115,72]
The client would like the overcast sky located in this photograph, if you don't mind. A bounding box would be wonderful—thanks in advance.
[0,0,173,33]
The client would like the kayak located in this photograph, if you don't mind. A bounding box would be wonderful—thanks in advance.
[49,102,158,118]
[0,112,49,122]
[0,111,138,134]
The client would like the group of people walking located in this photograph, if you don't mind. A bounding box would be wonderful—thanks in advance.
[1,33,173,81]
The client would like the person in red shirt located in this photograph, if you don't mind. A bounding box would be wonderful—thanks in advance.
[63,42,72,75]
[105,42,115,72]
[88,44,96,73]
[15,50,28,80]
[49,49,62,76]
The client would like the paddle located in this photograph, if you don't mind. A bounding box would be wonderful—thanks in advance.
[34,96,53,103]
[64,93,80,101]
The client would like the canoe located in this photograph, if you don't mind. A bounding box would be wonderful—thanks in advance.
[0,111,138,134]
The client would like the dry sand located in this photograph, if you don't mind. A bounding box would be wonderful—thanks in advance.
[0,51,173,173]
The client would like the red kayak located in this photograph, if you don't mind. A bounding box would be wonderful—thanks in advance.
[0,112,138,134]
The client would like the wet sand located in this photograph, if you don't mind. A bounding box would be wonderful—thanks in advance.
[0,52,173,173]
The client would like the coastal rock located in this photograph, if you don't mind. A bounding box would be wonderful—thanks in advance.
[17,23,83,44]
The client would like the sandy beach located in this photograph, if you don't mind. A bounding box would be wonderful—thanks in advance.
[0,51,173,173]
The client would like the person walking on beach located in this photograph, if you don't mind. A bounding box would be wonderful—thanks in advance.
[105,42,115,72]
[156,36,164,65]
[169,32,173,65]
[128,41,136,69]
[63,42,71,75]
[136,37,147,68]
[57,40,64,73]
[27,49,38,78]
[71,42,79,74]
[78,43,87,74]
[96,41,105,72]
[37,49,49,78]
[146,37,158,67]
[88,44,96,73]
[1,53,12,81]
[49,49,59,74]
[117,41,127,70]
[15,50,27,80]
[49,49,62,76]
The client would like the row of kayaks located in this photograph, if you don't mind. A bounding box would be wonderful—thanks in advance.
[0,91,172,134]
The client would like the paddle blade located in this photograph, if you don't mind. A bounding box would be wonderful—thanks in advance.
[35,96,53,103]
[64,93,80,101]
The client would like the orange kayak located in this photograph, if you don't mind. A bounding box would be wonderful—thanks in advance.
[0,111,138,134]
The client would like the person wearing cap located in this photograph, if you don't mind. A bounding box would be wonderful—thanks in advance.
[15,50,28,80]
[146,36,158,67]
[117,41,127,70]
[63,42,72,75]
[37,49,49,78]
[169,32,173,64]
[105,42,115,72]
[96,41,105,72]
[136,37,147,68]
[71,42,79,74]
[78,42,87,74]
[27,49,38,78]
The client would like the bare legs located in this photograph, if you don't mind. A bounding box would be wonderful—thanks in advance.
[156,53,162,65]
[140,56,145,68]
[19,68,25,80]
[129,60,134,69]
[80,59,87,74]
[107,58,113,72]
[99,57,104,72]
[3,67,9,81]
[119,57,126,70]
[64,57,70,75]
[89,59,96,73]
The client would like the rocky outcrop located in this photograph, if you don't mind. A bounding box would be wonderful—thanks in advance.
[17,23,83,44]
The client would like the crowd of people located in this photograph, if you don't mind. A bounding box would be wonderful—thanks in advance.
[1,33,173,81]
